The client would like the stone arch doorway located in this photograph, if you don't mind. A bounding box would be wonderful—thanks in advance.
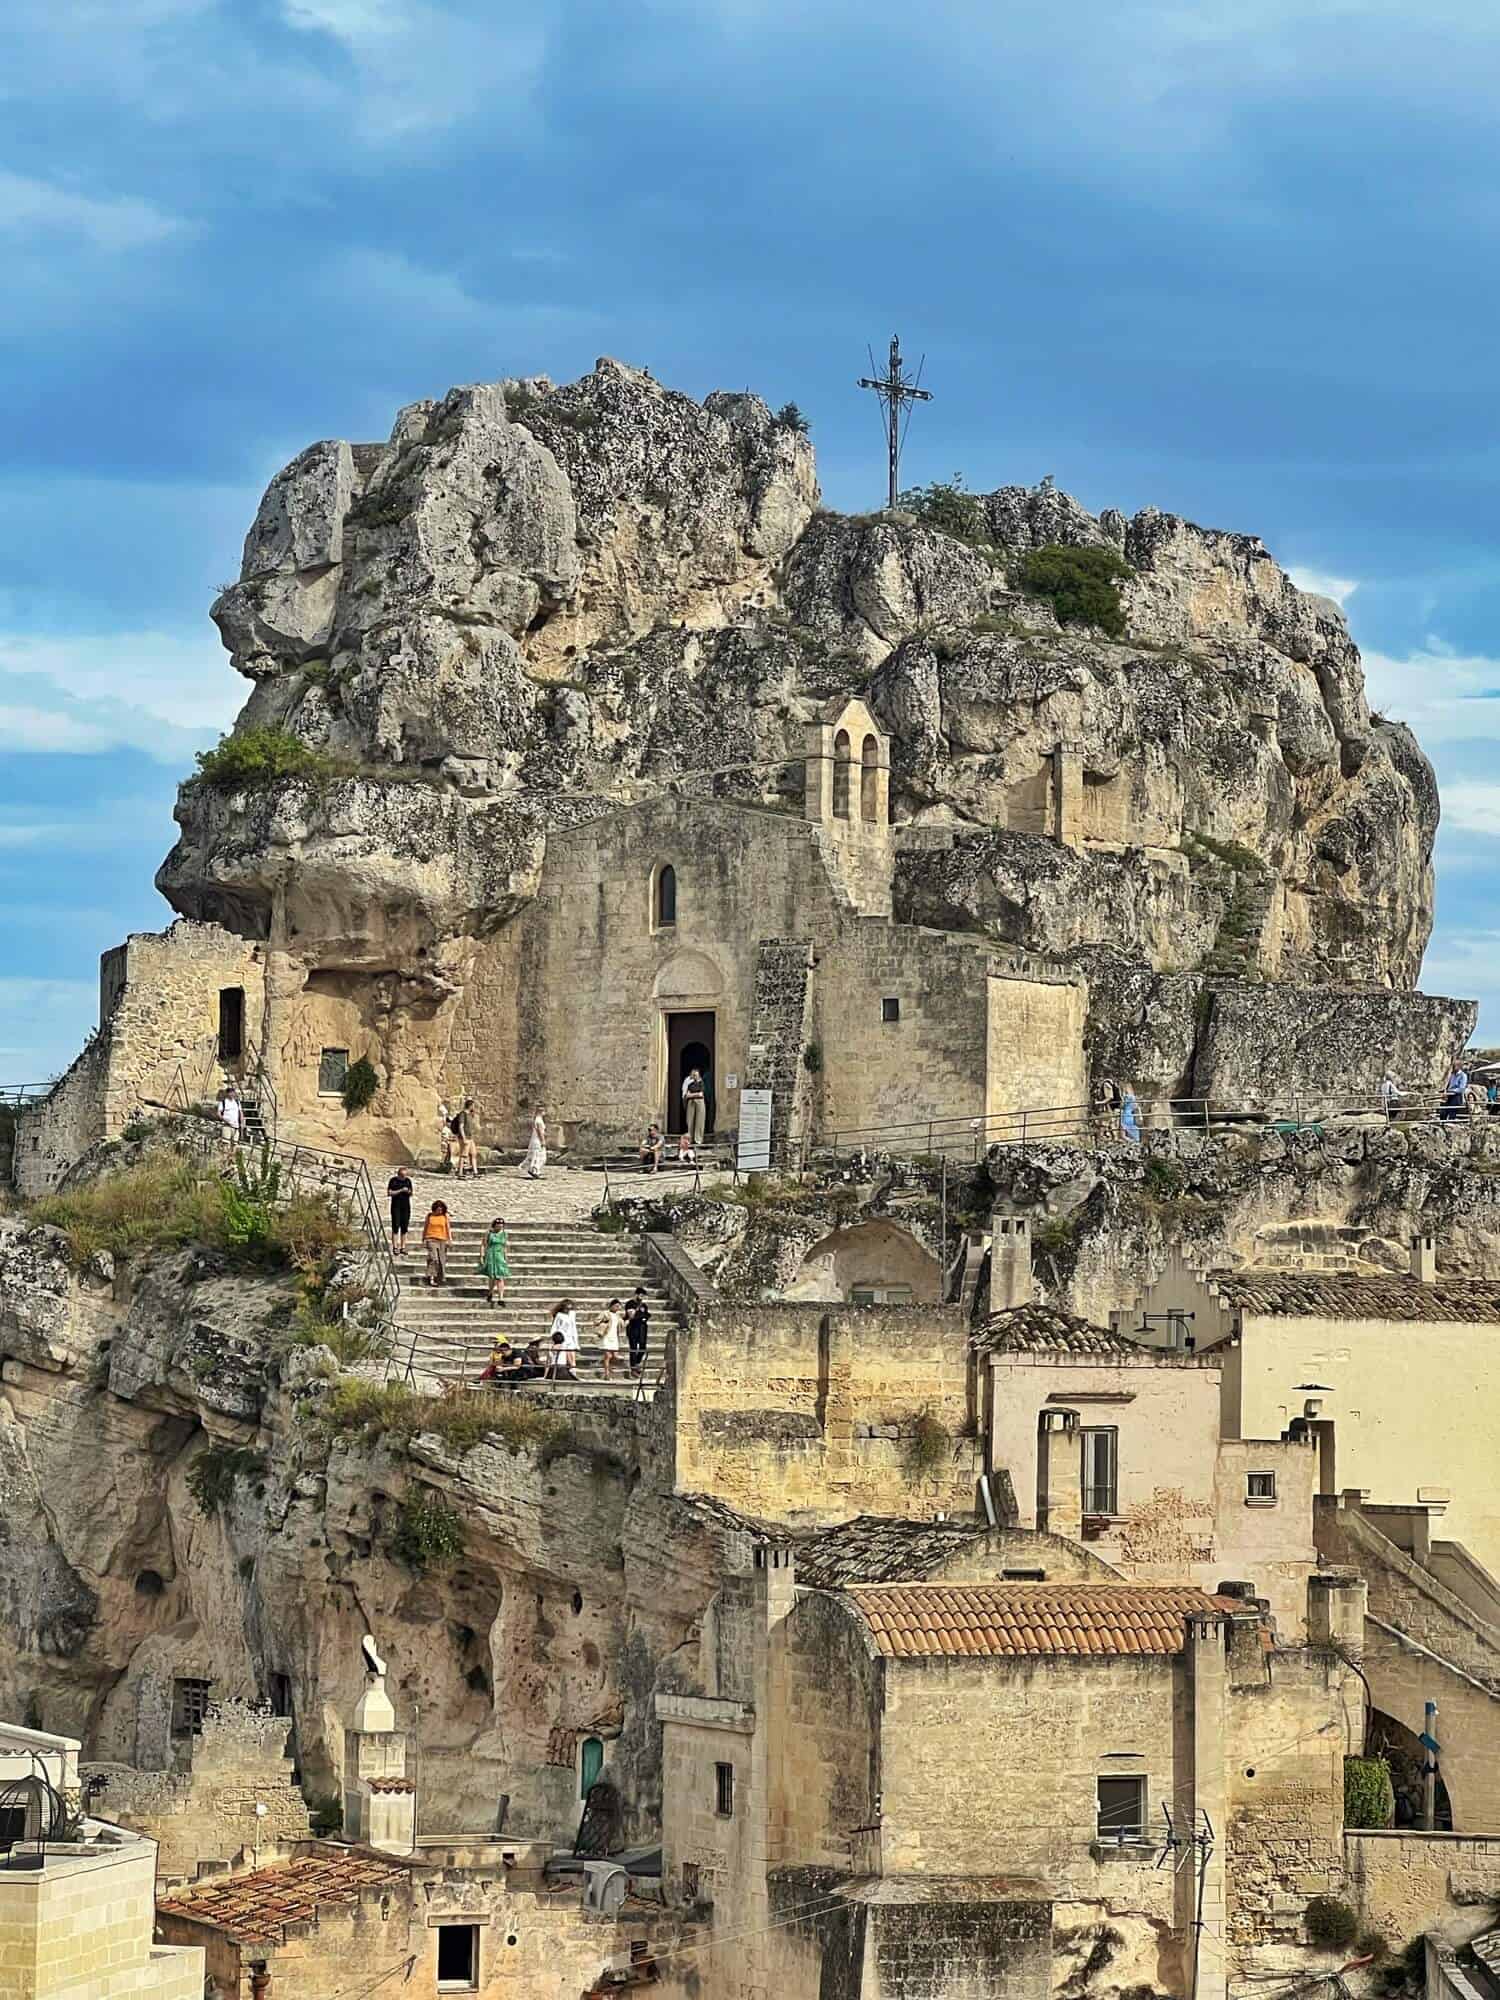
[1366,1708,1452,1829]
[665,1014,715,1136]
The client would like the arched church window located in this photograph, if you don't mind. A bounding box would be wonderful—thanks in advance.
[860,735,880,822]
[833,730,852,819]
[655,864,677,929]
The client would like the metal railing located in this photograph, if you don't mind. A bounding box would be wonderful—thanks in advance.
[164,1113,399,1318]
[167,1037,278,1145]
[817,1088,1490,1164]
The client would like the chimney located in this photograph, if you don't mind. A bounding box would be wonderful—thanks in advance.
[990,1213,1034,1310]
[1036,1408,1082,1539]
[1410,1234,1436,1284]
[1308,1567,1367,1660]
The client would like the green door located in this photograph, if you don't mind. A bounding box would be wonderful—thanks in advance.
[580,1736,604,1798]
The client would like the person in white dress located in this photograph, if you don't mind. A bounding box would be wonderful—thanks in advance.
[218,1084,243,1148]
[523,1105,548,1179]
[596,1298,623,1381]
[547,1298,578,1379]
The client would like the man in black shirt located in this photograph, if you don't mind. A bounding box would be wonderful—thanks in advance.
[387,1167,414,1254]
[625,1288,651,1377]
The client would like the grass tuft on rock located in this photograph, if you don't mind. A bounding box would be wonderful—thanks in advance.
[315,1379,568,1458]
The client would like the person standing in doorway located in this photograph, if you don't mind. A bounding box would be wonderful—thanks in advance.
[422,1200,452,1287]
[625,1288,651,1378]
[387,1165,414,1255]
[523,1105,548,1179]
[682,1068,707,1149]
[481,1216,510,1306]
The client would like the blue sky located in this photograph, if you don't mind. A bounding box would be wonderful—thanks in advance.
[4,0,1500,1078]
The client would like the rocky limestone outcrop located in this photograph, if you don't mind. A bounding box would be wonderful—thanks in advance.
[162,358,1438,999]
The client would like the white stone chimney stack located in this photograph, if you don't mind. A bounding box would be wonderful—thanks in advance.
[1410,1233,1437,1285]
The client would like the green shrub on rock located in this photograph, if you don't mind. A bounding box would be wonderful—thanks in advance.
[1017,543,1133,638]
[341,1057,379,1114]
[193,728,348,791]
[1344,1756,1395,1829]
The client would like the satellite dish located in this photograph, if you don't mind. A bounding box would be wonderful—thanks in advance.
[361,1635,387,1678]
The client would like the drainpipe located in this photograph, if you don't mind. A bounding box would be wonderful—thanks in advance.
[249,1961,271,2000]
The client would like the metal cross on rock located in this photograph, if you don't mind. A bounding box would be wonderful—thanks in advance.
[858,334,933,510]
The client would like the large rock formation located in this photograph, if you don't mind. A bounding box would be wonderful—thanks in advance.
[161,357,1438,1000]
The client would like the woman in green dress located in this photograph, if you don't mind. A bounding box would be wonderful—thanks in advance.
[481,1216,510,1305]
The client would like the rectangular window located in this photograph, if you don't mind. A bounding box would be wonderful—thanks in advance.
[217,987,245,1063]
[1002,1568,1046,1581]
[436,1924,478,1990]
[1081,1427,1119,1516]
[714,1762,734,1818]
[171,1678,213,1737]
[1246,1471,1277,1504]
[850,1284,914,1306]
[881,997,900,1023]
[1096,1775,1146,1843]
[317,1047,349,1096]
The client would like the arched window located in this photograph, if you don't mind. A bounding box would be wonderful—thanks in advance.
[832,730,852,819]
[580,1735,604,1799]
[860,735,880,822]
[655,863,677,929]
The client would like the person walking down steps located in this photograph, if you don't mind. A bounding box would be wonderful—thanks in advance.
[596,1297,623,1381]
[387,1165,413,1255]
[422,1199,452,1287]
[481,1216,510,1306]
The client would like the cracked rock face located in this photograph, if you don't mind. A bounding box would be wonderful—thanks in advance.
[162,355,1438,1001]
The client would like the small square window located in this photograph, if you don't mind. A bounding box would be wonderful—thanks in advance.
[1096,1775,1145,1843]
[1002,1568,1046,1581]
[171,1678,213,1737]
[881,997,900,1023]
[1246,1471,1277,1504]
[318,1047,349,1096]
[436,1923,478,1990]
[714,1761,734,1818]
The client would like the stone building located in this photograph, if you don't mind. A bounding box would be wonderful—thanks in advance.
[12,360,1477,1187]
[656,1547,1368,2000]
[1126,1247,1500,1583]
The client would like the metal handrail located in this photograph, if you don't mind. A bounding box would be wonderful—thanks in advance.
[819,1088,1490,1162]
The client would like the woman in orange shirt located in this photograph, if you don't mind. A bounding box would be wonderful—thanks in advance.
[422,1199,452,1287]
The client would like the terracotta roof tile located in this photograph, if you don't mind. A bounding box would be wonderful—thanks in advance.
[845,1583,1228,1659]
[1208,1270,1500,1324]
[970,1304,1146,1357]
[156,1850,408,1946]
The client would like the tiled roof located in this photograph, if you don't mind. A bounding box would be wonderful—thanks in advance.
[795,1516,989,1588]
[157,1851,407,1945]
[971,1303,1144,1356]
[1209,1270,1500,1324]
[844,1583,1228,1658]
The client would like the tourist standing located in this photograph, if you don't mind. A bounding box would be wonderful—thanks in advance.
[456,1098,479,1178]
[596,1297,624,1381]
[422,1200,452,1287]
[1443,1060,1469,1122]
[523,1106,548,1179]
[625,1289,651,1377]
[387,1166,414,1254]
[682,1068,707,1148]
[1119,1084,1141,1144]
[437,1099,455,1173]
[1380,1072,1402,1120]
[481,1216,510,1306]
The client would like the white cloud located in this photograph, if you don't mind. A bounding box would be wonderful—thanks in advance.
[282,0,407,40]
[0,170,185,251]
[1362,647,1500,745]
[0,977,99,1080]
[1435,785,1500,842]
[0,628,238,761]
[1288,566,1359,608]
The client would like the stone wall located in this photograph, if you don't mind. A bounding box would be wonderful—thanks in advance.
[0,1839,204,2000]
[1344,1830,1500,1955]
[670,1300,979,1523]
[85,1700,310,1887]
[14,920,265,1194]
[742,938,816,1167]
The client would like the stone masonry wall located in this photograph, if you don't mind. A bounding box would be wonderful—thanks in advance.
[742,938,816,1167]
[1343,1831,1500,1955]
[671,1300,979,1523]
[86,1701,311,1887]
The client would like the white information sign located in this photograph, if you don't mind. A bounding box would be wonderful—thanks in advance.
[737,1088,774,1173]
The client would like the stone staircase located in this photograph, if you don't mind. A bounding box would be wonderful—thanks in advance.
[391,1220,678,1390]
